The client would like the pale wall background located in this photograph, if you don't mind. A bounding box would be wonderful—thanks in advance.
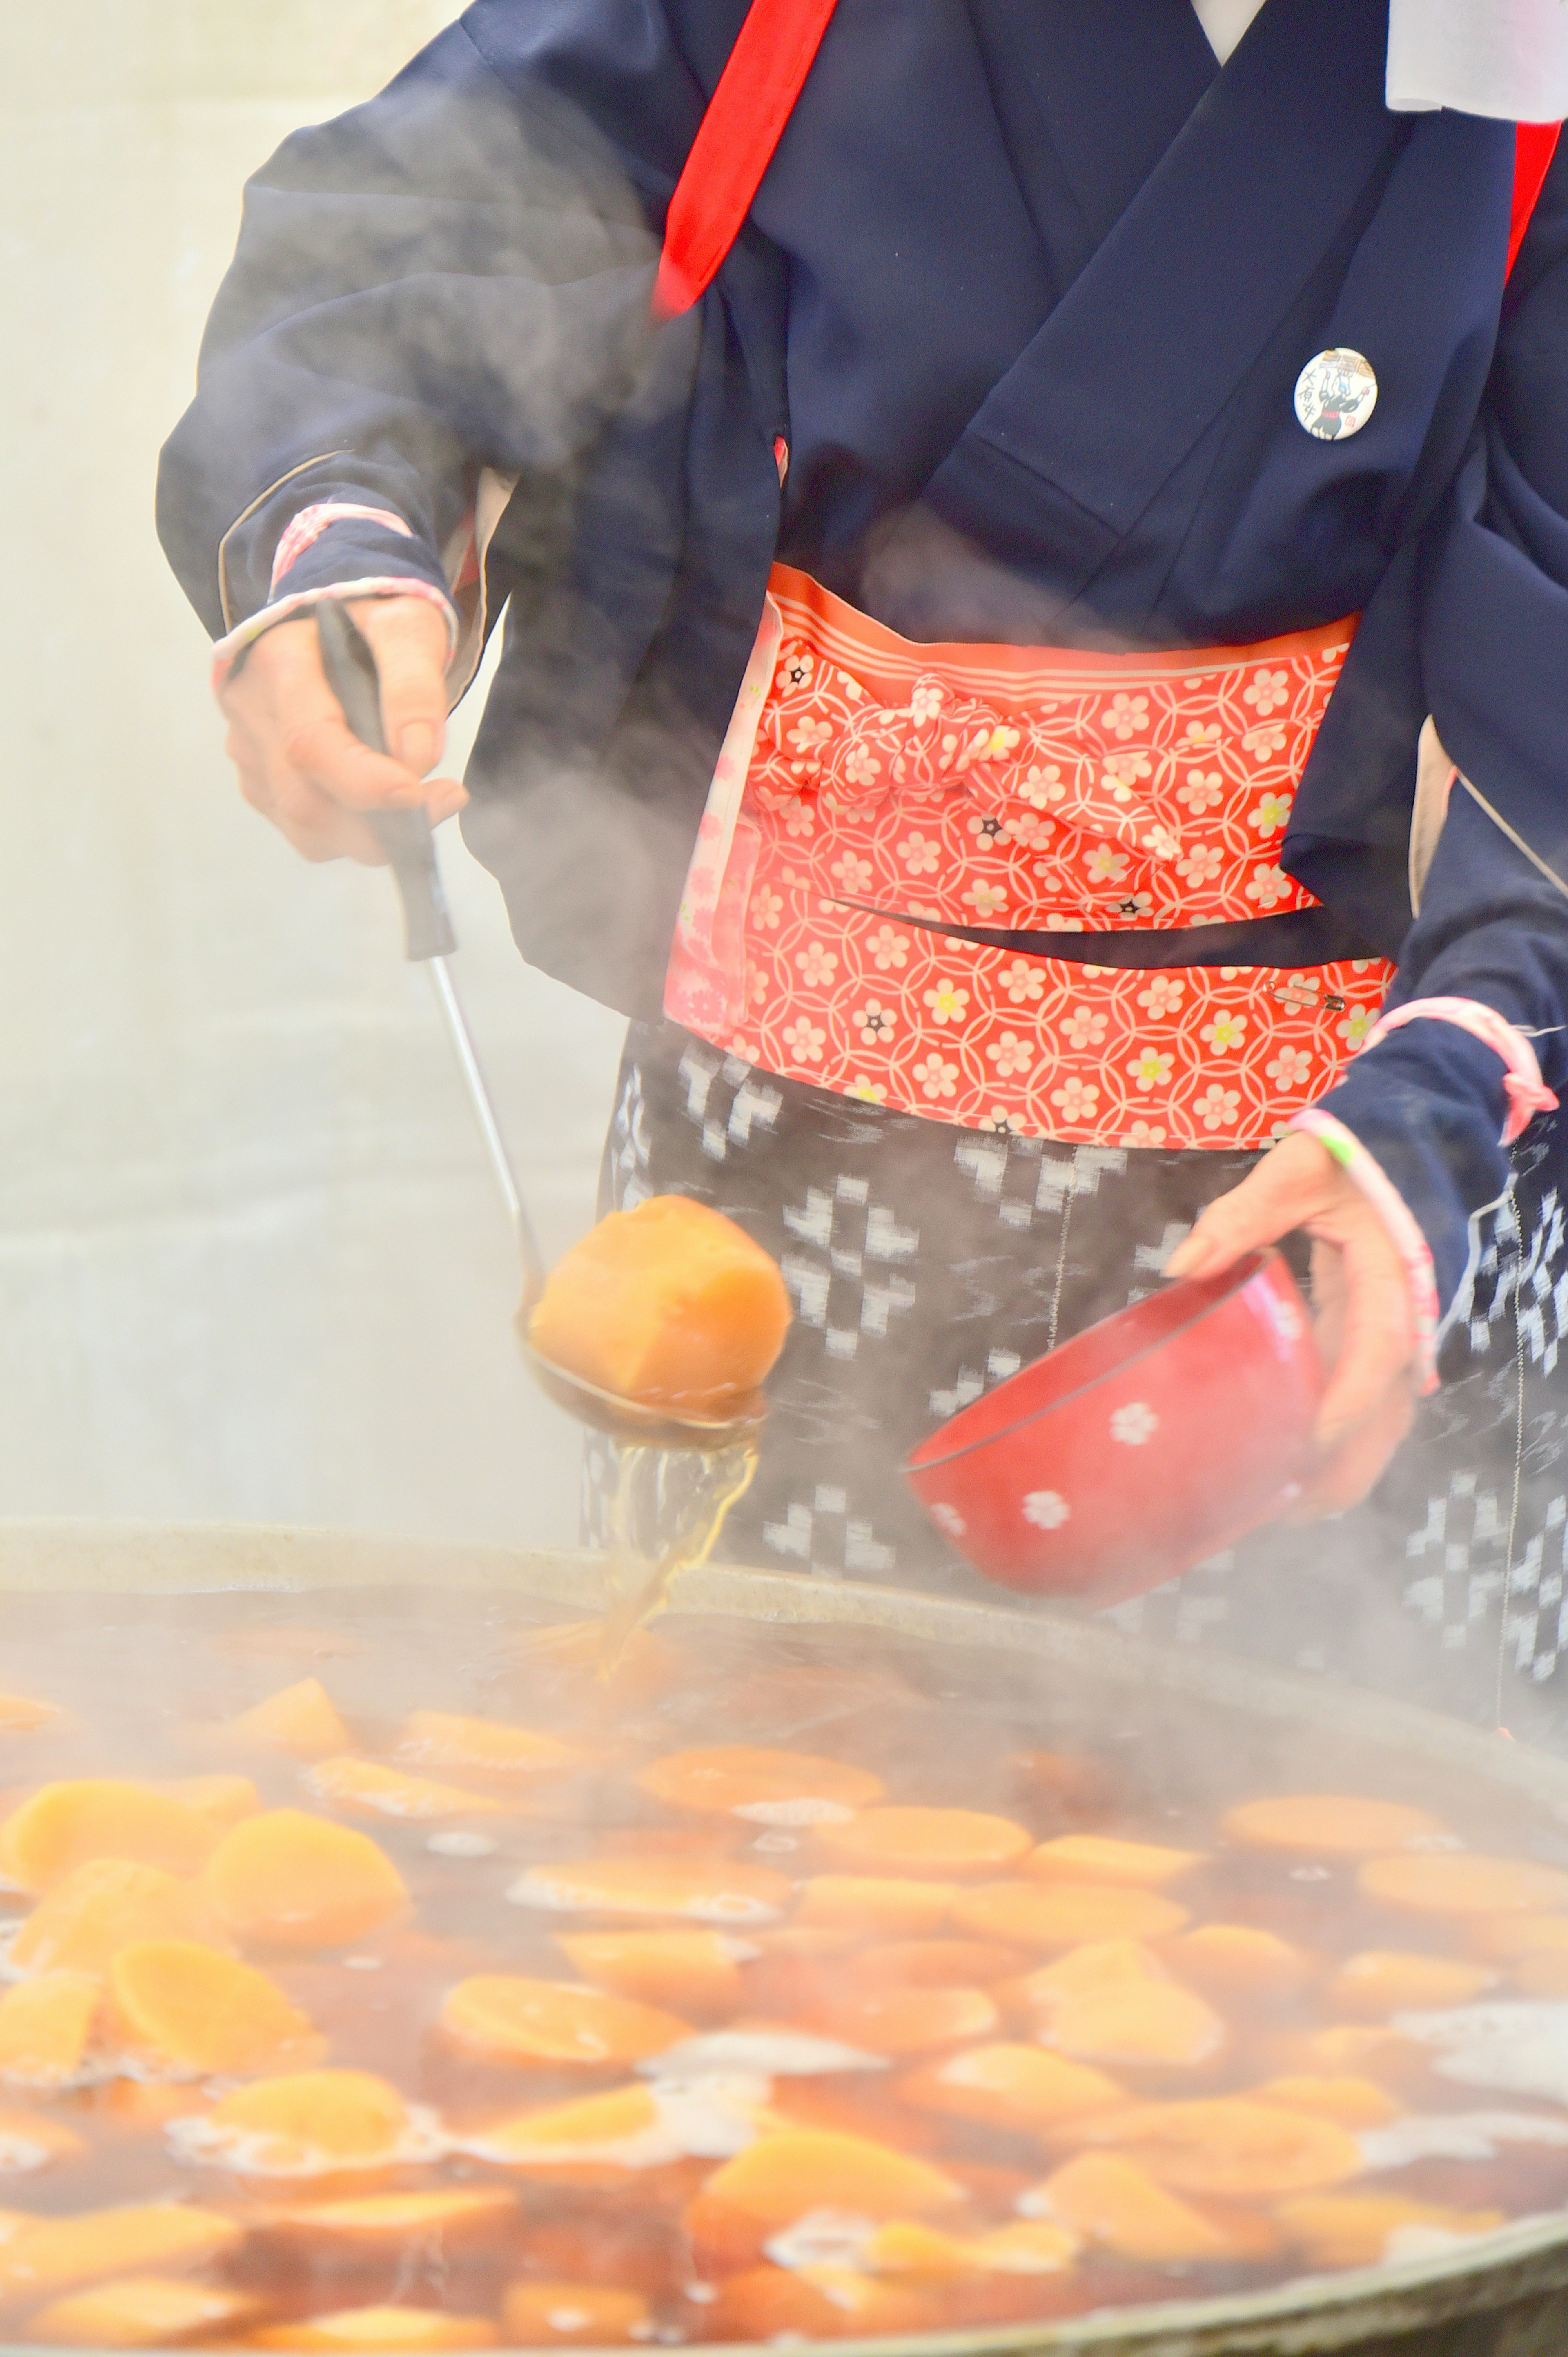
[0,3,628,1547]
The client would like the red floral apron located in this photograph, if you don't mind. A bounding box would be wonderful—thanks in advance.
[666,567,1392,1150]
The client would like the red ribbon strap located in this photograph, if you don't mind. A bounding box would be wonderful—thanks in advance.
[653,0,840,316]
[655,28,1559,312]
[1510,121,1561,277]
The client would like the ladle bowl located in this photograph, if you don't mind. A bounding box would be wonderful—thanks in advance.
[517,1319,769,1451]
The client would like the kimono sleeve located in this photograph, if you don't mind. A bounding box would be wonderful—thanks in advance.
[155,4,716,651]
[1301,149,1568,1337]
[1419,137,1568,888]
[1312,789,1568,1328]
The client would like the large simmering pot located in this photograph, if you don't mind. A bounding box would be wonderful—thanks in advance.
[4,1520,1568,2357]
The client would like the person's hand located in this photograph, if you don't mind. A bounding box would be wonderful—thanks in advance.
[216,595,466,864]
[1163,1131,1417,1515]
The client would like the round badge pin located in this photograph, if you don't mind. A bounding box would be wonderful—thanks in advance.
[1294,348,1378,442]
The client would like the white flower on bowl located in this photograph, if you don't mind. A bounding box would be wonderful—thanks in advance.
[930,1502,968,1539]
[1110,1401,1160,1447]
[1022,1490,1070,1531]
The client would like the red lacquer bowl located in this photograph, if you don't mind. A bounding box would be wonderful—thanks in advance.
[903,1249,1324,1605]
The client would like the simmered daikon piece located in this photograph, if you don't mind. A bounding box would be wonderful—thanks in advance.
[26,2275,258,2347]
[636,1746,882,1824]
[510,1855,791,1924]
[0,2205,243,2303]
[225,1678,350,1759]
[1038,1978,1226,2070]
[706,2266,932,2341]
[204,1809,406,1947]
[11,1859,223,1980]
[816,1808,1032,1876]
[182,2070,415,2173]
[306,1757,504,1822]
[1468,1912,1568,1961]
[557,1930,748,2015]
[253,2308,498,2352]
[844,1940,1022,1992]
[1030,2151,1250,2265]
[0,1697,62,1736]
[529,1195,791,1413]
[0,1783,215,1891]
[1254,2076,1402,2128]
[952,1881,1189,1948]
[1222,1795,1444,1855]
[796,1878,958,1935]
[439,1976,690,2066]
[1009,1938,1169,2009]
[395,1712,590,1780]
[1359,1852,1568,1915]
[1028,1836,1203,1887]
[500,2282,651,2344]
[1169,1923,1315,1997]
[861,2218,1078,2279]
[108,1940,316,2076]
[0,1973,98,2086]
[1293,2023,1416,2078]
[1464,1918,1568,1995]
[1327,1950,1498,2015]
[1071,2098,1363,2196]
[462,2086,681,2178]
[1276,2194,1509,2270]
[812,1985,999,2056]
[156,1775,259,1829]
[900,2044,1125,2133]
[259,2190,516,2252]
[702,2129,963,2225]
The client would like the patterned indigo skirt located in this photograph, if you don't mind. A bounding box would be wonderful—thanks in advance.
[587,1019,1568,1748]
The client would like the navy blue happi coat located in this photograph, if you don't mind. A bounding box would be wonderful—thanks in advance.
[158,0,1568,1313]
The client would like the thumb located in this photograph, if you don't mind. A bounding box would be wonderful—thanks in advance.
[348,595,451,777]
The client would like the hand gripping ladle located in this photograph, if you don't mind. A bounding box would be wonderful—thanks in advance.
[315,601,767,1454]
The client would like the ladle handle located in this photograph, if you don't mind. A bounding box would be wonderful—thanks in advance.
[314,598,548,1302]
[316,600,457,963]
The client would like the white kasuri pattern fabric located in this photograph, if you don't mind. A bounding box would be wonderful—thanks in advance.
[1387,0,1568,120]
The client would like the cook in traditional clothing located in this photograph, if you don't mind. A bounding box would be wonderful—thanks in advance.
[160,0,1568,1733]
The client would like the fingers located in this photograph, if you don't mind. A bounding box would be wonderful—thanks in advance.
[1164,1132,1338,1280]
[261,622,432,812]
[348,595,452,778]
[216,598,467,866]
[230,741,385,865]
[1310,1212,1414,1448]
[1160,1134,1420,1512]
[1288,1378,1415,1518]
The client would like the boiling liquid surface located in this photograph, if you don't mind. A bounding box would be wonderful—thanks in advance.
[0,1588,1561,2345]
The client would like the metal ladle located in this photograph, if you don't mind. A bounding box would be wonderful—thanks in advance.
[315,602,767,1453]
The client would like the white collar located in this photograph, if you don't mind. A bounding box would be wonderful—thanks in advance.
[1191,0,1265,67]
[1195,0,1568,120]
[1387,0,1568,122]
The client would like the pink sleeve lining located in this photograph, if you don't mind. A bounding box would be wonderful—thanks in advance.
[209,577,459,692]
[1288,1109,1441,1396]
[1360,997,1558,1146]
[270,502,413,593]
